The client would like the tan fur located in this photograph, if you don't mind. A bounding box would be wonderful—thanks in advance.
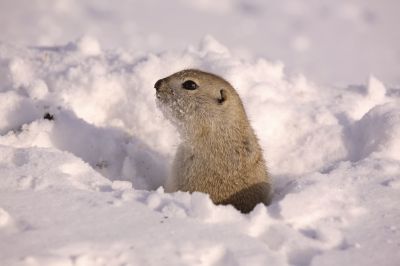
[155,69,271,213]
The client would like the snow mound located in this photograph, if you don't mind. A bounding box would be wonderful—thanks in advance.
[0,37,399,265]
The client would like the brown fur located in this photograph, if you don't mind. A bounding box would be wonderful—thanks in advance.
[155,69,271,213]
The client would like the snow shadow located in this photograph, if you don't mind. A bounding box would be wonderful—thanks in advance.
[46,109,169,190]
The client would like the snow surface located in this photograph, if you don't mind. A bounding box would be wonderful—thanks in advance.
[1,0,400,85]
[1,1,400,266]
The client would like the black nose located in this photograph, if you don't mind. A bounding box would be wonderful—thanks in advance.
[154,79,163,91]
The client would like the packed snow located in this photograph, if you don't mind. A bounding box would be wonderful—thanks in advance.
[1,1,400,266]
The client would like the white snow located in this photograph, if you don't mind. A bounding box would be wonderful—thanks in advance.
[1,1,400,266]
[74,35,102,57]
[1,0,399,85]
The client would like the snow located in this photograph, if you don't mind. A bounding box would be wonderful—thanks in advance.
[1,0,400,85]
[1,1,400,266]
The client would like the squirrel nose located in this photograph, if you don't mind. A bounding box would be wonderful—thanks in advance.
[154,79,164,91]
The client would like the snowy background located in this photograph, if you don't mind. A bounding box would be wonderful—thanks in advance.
[1,0,400,265]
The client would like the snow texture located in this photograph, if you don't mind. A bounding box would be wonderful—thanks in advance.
[1,0,399,85]
[1,1,400,266]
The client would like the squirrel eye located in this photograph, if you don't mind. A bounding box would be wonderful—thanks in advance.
[182,80,198,90]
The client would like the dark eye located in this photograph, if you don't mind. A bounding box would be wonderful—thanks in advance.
[182,80,198,90]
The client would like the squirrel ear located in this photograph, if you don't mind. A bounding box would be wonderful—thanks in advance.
[218,89,227,104]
